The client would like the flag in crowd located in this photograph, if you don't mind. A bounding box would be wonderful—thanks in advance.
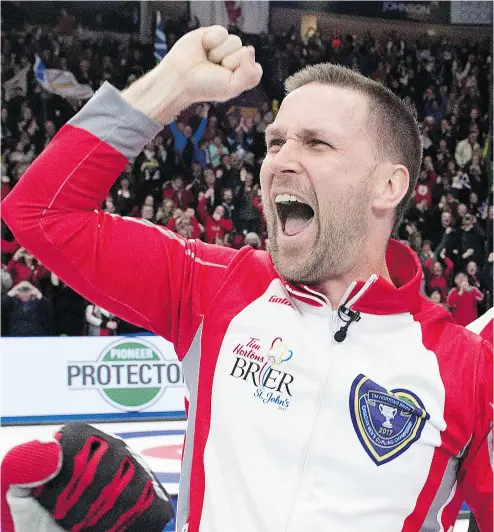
[33,55,94,100]
[154,11,167,63]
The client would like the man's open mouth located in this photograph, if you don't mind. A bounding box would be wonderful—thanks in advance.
[274,194,315,236]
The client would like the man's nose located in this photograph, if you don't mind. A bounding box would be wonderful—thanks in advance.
[269,139,303,175]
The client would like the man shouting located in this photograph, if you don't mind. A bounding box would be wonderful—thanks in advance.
[2,26,492,532]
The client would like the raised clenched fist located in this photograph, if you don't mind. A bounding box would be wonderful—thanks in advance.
[122,26,262,125]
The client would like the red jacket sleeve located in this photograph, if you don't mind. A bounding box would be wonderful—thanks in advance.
[1,83,237,359]
[457,340,493,530]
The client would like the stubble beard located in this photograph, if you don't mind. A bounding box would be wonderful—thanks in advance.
[266,188,370,286]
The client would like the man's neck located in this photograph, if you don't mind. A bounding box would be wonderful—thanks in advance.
[313,241,393,310]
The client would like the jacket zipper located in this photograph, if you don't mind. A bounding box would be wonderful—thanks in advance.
[284,305,340,531]
[284,277,378,531]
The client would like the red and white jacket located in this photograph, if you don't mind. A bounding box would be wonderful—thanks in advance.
[2,83,492,532]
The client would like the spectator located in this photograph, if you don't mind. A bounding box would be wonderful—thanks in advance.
[50,273,86,336]
[163,175,194,210]
[156,198,176,226]
[429,287,448,311]
[219,187,237,225]
[203,114,220,142]
[413,168,436,209]
[467,192,480,217]
[197,190,233,244]
[135,142,164,204]
[235,166,261,234]
[2,281,53,336]
[208,135,229,168]
[113,176,135,216]
[170,104,209,168]
[195,139,210,168]
[103,195,116,214]
[167,208,201,239]
[454,132,480,169]
[244,232,261,249]
[424,251,454,302]
[447,272,484,326]
[1,266,13,295]
[140,203,156,222]
[85,304,118,336]
[455,213,485,271]
[7,247,49,287]
[481,253,493,310]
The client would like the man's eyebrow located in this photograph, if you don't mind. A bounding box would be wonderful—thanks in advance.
[295,127,333,141]
[265,126,336,140]
[265,125,284,139]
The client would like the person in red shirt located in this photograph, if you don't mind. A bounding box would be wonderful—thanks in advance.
[167,208,202,239]
[197,189,233,244]
[6,247,49,288]
[447,273,484,326]
[162,175,194,210]
[413,169,434,209]
[424,250,454,301]
[429,287,449,312]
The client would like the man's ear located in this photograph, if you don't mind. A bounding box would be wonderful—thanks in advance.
[372,164,410,211]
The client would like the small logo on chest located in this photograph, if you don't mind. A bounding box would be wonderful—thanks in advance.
[229,337,295,410]
[349,374,429,465]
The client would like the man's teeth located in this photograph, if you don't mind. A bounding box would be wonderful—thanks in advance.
[274,194,306,204]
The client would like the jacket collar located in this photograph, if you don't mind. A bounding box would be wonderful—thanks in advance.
[282,239,423,315]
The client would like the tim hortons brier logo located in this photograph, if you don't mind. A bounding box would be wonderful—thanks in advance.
[230,336,294,410]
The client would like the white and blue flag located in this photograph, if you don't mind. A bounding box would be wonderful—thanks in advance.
[33,55,93,100]
[154,11,168,63]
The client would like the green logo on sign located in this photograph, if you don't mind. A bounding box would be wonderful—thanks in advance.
[67,338,183,412]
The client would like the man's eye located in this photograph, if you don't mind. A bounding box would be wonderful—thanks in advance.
[267,139,284,150]
[309,139,329,147]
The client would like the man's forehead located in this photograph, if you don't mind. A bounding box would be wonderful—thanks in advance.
[270,84,368,136]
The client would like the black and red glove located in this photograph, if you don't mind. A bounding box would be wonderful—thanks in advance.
[1,423,174,532]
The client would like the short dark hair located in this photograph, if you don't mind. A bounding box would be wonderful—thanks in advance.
[285,63,422,232]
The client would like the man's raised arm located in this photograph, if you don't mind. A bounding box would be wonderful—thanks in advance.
[1,26,262,349]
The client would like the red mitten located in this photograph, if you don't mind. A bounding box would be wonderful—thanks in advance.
[1,423,174,531]
[1,437,64,532]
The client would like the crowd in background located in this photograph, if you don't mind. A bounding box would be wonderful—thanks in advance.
[1,8,492,336]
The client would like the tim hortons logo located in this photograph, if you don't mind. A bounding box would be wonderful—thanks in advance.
[232,337,265,363]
